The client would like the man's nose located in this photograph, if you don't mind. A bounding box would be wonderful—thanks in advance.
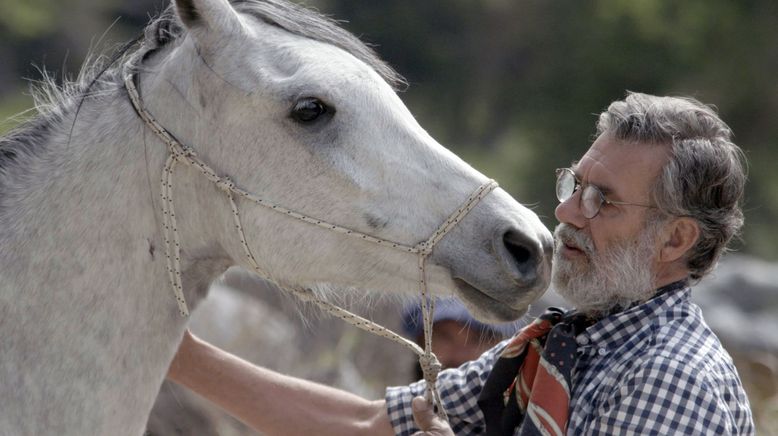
[554,190,586,229]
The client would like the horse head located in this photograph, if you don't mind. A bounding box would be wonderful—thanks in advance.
[137,0,553,322]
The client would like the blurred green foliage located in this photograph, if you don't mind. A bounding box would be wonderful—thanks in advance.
[0,0,776,259]
[0,0,58,38]
[0,94,33,135]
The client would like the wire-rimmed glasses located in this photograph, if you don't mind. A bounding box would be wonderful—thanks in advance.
[555,168,655,219]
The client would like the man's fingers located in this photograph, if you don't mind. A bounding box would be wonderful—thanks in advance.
[411,396,454,436]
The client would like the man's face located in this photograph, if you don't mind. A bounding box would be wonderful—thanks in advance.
[552,134,670,315]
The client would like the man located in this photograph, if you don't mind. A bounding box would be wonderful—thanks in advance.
[167,93,755,435]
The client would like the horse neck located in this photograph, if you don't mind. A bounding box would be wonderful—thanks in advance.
[0,83,220,433]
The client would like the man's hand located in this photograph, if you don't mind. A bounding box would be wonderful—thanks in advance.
[411,397,454,436]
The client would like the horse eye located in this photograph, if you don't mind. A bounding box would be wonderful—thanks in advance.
[290,98,330,123]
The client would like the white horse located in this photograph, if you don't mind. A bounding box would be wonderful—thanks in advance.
[0,0,553,433]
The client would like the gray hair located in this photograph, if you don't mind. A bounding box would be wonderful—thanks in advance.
[596,92,746,281]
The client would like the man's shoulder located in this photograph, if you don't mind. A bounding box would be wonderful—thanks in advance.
[648,299,733,368]
[585,297,742,400]
[620,298,737,378]
[614,302,750,415]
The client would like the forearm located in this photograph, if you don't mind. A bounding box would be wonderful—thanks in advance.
[167,332,394,436]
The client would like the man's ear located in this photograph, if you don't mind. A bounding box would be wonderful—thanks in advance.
[658,217,700,263]
[173,0,244,36]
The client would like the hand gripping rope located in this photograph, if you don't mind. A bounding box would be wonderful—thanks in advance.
[124,67,497,421]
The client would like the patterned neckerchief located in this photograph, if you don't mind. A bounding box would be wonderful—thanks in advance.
[478,308,587,436]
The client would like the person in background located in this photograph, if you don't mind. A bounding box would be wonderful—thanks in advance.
[401,298,521,380]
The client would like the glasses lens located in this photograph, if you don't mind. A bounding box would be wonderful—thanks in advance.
[556,170,575,202]
[581,185,603,219]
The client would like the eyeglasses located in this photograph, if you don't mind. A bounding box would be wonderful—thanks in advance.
[555,168,655,219]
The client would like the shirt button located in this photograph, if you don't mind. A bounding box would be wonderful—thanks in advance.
[598,348,608,356]
[576,336,589,345]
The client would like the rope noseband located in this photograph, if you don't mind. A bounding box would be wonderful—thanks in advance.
[124,67,497,420]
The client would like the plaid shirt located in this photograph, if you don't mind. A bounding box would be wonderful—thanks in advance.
[386,287,755,435]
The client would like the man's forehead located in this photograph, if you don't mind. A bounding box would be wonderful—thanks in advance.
[569,143,618,181]
[570,137,668,197]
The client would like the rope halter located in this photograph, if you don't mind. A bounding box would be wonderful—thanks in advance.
[124,65,498,421]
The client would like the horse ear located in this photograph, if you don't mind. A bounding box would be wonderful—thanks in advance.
[173,0,244,34]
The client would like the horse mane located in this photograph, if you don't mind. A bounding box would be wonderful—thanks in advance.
[0,0,405,176]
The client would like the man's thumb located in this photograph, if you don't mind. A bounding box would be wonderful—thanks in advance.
[411,397,454,436]
[412,396,437,430]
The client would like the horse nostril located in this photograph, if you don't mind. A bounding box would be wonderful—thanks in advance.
[505,234,531,264]
[501,230,539,280]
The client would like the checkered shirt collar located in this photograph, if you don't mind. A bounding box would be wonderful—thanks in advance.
[578,280,689,351]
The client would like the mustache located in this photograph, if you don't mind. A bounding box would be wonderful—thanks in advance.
[554,223,595,255]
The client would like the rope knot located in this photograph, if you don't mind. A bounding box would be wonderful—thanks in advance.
[419,352,442,384]
[216,177,235,192]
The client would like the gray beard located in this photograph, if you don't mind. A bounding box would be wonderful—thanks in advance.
[551,222,659,317]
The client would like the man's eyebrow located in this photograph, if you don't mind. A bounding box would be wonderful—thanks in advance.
[597,184,615,197]
[569,161,617,197]
[592,176,617,197]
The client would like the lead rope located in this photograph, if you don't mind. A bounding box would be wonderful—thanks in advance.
[124,69,497,421]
